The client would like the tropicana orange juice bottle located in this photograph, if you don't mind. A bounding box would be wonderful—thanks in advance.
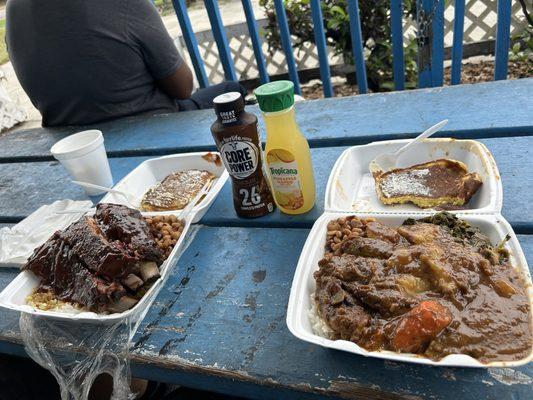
[254,81,316,214]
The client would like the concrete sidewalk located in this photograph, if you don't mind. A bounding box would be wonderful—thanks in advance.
[162,0,264,37]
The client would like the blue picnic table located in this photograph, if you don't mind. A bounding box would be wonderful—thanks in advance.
[0,79,532,399]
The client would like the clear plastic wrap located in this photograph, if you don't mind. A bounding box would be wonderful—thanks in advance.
[20,315,134,400]
[19,223,200,400]
[0,199,93,267]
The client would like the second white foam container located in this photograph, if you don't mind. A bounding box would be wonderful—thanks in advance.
[325,138,502,214]
[287,138,532,367]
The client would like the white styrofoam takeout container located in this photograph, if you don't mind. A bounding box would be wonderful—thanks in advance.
[0,152,228,321]
[0,152,229,321]
[0,212,194,323]
[101,152,229,223]
[288,137,531,367]
[325,138,502,214]
[286,212,533,368]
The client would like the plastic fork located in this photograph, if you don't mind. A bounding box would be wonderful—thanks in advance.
[54,208,93,215]
[71,180,140,207]
[179,178,215,219]
[369,119,448,173]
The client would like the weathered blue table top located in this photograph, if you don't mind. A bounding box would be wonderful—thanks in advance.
[0,229,531,399]
[1,136,533,232]
[0,80,532,399]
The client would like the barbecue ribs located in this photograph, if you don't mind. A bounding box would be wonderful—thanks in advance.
[23,204,164,312]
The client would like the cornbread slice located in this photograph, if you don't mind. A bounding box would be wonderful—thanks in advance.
[373,159,482,208]
[141,169,215,211]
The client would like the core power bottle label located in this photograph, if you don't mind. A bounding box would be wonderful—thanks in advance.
[267,149,304,210]
[212,95,275,218]
[220,136,258,179]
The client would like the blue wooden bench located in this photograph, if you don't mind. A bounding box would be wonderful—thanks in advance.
[0,79,532,398]
[1,79,531,162]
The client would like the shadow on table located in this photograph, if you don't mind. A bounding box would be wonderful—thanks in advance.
[0,354,248,400]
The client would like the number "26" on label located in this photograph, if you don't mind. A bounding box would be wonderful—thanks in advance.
[239,187,261,206]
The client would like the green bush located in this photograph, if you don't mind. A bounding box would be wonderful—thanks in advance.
[0,20,8,65]
[259,0,419,91]
[509,29,533,63]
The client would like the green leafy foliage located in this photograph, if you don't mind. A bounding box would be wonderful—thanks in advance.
[509,29,533,63]
[0,19,8,65]
[259,0,419,91]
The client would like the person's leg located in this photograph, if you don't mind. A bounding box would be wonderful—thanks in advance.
[176,81,247,111]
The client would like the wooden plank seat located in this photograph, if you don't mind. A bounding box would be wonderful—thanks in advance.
[0,80,531,162]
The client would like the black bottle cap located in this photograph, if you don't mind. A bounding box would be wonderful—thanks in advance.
[213,92,245,124]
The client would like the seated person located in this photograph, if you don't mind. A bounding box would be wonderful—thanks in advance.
[6,0,246,127]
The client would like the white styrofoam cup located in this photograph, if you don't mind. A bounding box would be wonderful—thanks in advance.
[50,130,113,196]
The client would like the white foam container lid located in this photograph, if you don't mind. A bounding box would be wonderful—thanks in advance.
[101,152,229,223]
[325,138,502,214]
[287,138,531,367]
[0,213,194,323]
[287,212,533,368]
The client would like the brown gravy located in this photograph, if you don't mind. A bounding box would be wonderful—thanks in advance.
[373,159,483,208]
[314,213,532,362]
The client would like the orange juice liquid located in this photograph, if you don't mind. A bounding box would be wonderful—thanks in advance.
[262,106,316,214]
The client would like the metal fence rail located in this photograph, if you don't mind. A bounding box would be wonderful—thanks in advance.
[391,0,406,91]
[451,0,466,85]
[172,0,209,88]
[171,0,520,95]
[241,0,269,85]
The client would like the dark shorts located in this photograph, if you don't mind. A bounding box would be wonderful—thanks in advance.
[176,81,247,111]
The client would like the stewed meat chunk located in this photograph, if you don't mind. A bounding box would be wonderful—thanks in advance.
[341,236,393,259]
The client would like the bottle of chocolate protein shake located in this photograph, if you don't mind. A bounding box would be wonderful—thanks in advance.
[211,92,275,218]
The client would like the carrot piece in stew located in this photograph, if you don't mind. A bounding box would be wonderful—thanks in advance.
[391,301,452,353]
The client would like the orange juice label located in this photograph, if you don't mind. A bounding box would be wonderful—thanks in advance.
[267,149,304,210]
